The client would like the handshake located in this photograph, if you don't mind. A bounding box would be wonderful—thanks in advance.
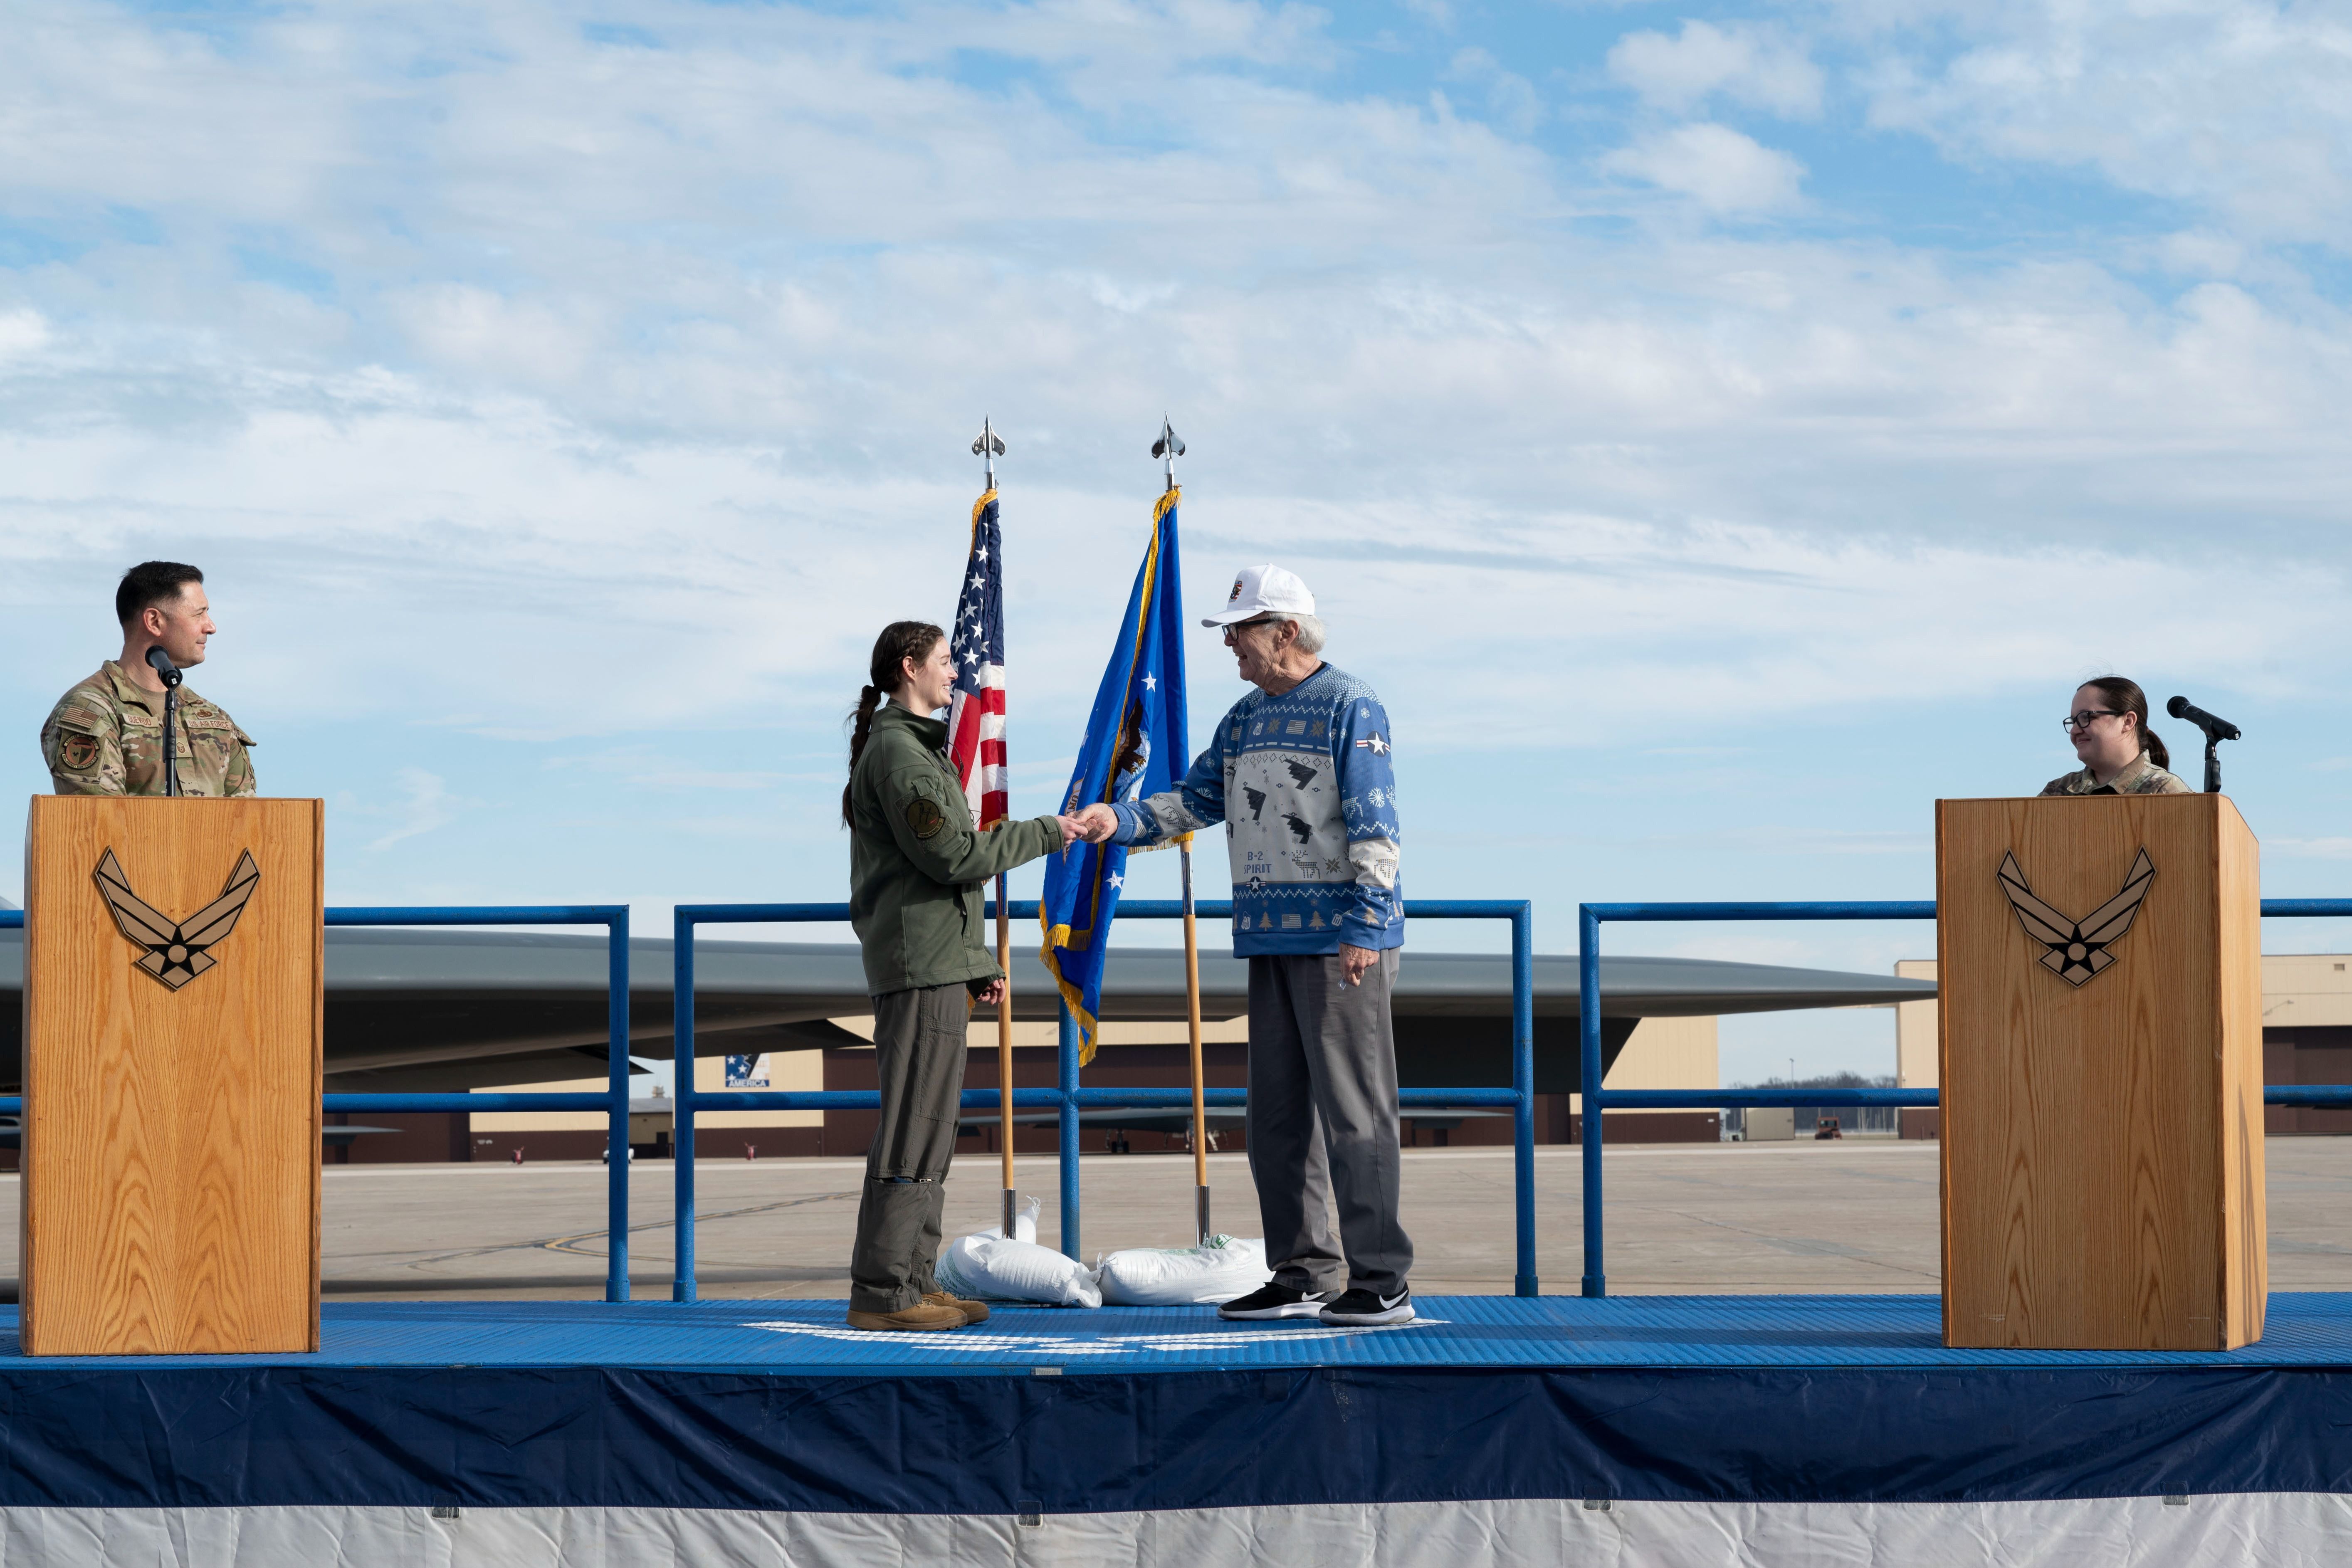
[1049,803,1123,848]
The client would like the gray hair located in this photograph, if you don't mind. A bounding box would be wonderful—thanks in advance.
[1282,614,1327,654]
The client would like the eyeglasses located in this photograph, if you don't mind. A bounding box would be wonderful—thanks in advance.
[1220,616,1281,642]
[2061,709,2122,733]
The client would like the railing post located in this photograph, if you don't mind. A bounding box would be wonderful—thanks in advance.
[605,907,630,1304]
[1512,901,1537,1297]
[671,908,697,1302]
[1579,904,1606,1299]
[1058,998,1081,1262]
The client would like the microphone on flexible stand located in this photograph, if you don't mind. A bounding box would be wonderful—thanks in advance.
[145,647,184,797]
[2166,695,2241,795]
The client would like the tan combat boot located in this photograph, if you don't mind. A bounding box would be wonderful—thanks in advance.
[925,1291,991,1326]
[845,1301,968,1333]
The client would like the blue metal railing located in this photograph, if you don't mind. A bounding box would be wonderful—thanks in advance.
[670,898,1538,1301]
[0,903,637,1302]
[13,882,2350,1307]
[1574,896,2352,1298]
[321,906,632,1301]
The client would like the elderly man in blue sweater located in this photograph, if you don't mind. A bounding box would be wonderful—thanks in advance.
[1075,564,1412,1326]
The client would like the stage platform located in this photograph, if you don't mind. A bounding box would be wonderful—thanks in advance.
[5,1295,2351,1565]
[13,1290,2352,1372]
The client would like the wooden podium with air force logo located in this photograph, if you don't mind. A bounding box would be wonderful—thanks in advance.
[1936,793,2265,1350]
[20,796,321,1355]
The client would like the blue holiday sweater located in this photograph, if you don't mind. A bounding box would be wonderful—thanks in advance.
[1110,663,1403,956]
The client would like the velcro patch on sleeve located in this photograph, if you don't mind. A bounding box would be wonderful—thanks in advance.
[904,796,946,840]
[58,733,101,771]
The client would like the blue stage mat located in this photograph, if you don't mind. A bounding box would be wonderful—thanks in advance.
[6,1292,2352,1374]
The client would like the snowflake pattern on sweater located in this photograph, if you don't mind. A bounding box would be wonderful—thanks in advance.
[1110,664,1402,956]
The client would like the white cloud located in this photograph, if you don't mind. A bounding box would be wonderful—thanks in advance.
[393,286,599,387]
[2273,839,2352,861]
[1855,0,2352,249]
[1601,123,1807,212]
[1608,20,1825,119]
[2157,230,2249,278]
[364,768,462,852]
[0,310,49,362]
[1446,47,1544,138]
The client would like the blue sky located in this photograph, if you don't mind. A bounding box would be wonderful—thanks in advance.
[5,0,2351,1082]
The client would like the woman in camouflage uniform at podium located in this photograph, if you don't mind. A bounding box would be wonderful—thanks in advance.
[2043,675,2190,797]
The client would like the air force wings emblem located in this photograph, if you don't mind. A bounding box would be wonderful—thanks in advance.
[93,848,261,991]
[1996,848,2155,987]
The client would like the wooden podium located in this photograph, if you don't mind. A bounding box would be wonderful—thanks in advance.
[21,797,321,1355]
[1936,794,2264,1350]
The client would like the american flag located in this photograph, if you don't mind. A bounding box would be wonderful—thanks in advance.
[946,489,1007,828]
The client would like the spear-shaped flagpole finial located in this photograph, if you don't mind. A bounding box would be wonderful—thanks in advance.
[1151,414,1184,493]
[972,417,1006,488]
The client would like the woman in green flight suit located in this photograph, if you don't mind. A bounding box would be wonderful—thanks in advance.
[841,620,1081,1332]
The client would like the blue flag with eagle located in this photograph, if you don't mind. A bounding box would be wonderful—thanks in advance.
[1040,487,1188,1064]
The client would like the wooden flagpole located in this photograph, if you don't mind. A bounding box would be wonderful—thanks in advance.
[1154,415,1212,1246]
[997,872,1018,1238]
[972,417,1020,1243]
[1182,841,1211,1244]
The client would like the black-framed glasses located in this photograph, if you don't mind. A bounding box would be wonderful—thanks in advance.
[2061,709,2122,733]
[1220,615,1281,641]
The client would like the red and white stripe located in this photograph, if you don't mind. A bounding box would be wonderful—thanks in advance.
[948,668,1007,829]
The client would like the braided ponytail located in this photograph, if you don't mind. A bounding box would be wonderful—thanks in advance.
[843,620,947,828]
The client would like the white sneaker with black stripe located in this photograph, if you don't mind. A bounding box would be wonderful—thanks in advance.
[1318,1287,1413,1326]
[1218,1282,1335,1321]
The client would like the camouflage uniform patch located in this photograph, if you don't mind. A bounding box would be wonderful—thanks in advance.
[2040,752,2191,798]
[39,661,258,798]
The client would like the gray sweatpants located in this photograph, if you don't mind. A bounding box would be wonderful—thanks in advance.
[848,982,969,1313]
[1247,949,1413,1298]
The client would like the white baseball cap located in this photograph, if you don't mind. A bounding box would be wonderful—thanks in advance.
[1201,563,1315,628]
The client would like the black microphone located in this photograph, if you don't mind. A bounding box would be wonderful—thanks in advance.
[143,646,185,796]
[2166,694,2240,741]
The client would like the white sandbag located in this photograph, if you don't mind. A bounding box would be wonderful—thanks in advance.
[1095,1235,1272,1306]
[980,1193,1040,1244]
[934,1196,1100,1307]
[934,1235,1101,1307]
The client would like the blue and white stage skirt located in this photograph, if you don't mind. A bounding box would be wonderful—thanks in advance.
[4,1297,2351,1565]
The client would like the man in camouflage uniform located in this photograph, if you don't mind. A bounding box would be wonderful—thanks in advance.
[41,561,256,798]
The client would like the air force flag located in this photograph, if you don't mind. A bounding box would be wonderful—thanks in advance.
[1040,487,1189,1064]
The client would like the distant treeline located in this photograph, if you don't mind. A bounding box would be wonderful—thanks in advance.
[1727,1072,1896,1091]
[1724,1072,1901,1135]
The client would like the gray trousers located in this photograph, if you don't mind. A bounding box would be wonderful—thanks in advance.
[1247,950,1413,1297]
[848,982,969,1313]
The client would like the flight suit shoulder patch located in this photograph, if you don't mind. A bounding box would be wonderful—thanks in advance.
[57,733,101,772]
[904,795,946,840]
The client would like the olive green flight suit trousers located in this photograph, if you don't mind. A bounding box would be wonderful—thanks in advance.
[848,982,971,1314]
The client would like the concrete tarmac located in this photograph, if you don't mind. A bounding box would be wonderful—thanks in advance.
[5,1137,2350,1301]
[0,1142,2342,1297]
